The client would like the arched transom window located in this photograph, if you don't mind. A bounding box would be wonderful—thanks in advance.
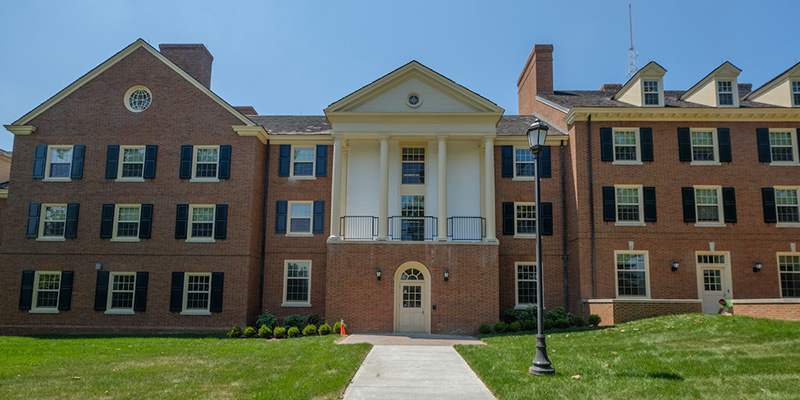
[401,268,424,280]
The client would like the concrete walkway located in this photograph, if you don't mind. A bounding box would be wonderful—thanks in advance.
[338,332,485,346]
[341,336,495,400]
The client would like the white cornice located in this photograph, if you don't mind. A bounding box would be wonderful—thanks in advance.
[4,125,36,136]
[0,189,7,199]
[326,112,503,125]
[232,125,268,145]
[564,107,800,124]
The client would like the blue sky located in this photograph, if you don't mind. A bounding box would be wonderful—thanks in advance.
[1,0,797,151]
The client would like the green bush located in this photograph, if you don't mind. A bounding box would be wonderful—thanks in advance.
[287,327,301,338]
[508,321,521,332]
[478,323,491,334]
[255,310,279,329]
[273,326,287,339]
[588,314,602,327]
[518,307,537,322]
[333,321,347,334]
[302,324,318,336]
[258,325,272,338]
[284,314,307,328]
[227,326,243,338]
[543,319,554,330]
[502,309,519,324]
[244,326,257,338]
[546,307,573,322]
[493,321,508,334]
[318,323,332,335]
[554,318,571,329]
[522,319,537,331]
[306,313,321,326]
[571,316,586,327]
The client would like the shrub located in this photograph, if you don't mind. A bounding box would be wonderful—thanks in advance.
[318,323,332,335]
[518,307,537,322]
[284,314,307,328]
[493,321,508,334]
[588,314,602,327]
[306,313,321,326]
[227,326,242,338]
[554,318,571,329]
[333,321,347,334]
[543,319,554,330]
[546,307,573,322]
[571,316,586,327]
[478,323,491,334]
[522,319,537,331]
[244,326,257,338]
[502,309,519,324]
[255,310,279,329]
[508,321,521,332]
[258,325,272,338]
[273,326,287,339]
[287,327,301,338]
[302,324,318,336]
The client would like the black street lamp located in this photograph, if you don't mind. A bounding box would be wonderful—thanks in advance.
[526,119,555,376]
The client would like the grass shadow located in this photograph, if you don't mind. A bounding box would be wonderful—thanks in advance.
[24,333,227,340]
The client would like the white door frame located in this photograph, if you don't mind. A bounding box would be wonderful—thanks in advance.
[695,251,733,313]
[393,261,431,333]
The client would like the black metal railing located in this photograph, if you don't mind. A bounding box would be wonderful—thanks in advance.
[447,217,485,241]
[388,216,438,241]
[339,216,378,240]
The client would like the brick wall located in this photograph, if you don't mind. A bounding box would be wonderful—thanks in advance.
[583,300,702,325]
[733,301,800,321]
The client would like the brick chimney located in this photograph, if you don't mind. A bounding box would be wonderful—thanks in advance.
[517,44,553,114]
[159,44,214,89]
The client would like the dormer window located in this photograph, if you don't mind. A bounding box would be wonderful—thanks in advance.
[792,81,800,107]
[717,81,734,106]
[643,80,660,105]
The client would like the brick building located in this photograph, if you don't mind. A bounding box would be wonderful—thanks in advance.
[0,40,797,334]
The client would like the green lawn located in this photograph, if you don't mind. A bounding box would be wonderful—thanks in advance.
[457,314,800,400]
[0,334,371,400]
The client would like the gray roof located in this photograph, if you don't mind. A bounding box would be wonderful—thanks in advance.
[537,85,775,109]
[249,116,332,135]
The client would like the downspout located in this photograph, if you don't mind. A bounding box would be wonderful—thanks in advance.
[587,115,597,298]
[561,145,569,312]
[257,139,270,317]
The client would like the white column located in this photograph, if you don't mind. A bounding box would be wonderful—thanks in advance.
[377,136,390,240]
[328,137,343,242]
[340,144,349,220]
[437,136,448,241]
[479,142,486,230]
[484,137,498,242]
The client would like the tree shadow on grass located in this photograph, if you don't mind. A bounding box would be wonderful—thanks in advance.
[616,371,685,381]
[25,333,227,340]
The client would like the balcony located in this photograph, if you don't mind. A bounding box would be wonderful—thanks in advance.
[339,216,485,242]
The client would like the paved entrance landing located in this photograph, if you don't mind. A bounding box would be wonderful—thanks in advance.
[338,332,485,346]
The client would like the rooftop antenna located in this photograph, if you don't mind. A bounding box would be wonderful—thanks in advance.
[626,4,638,80]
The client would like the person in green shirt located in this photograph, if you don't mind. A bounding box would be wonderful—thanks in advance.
[718,298,733,314]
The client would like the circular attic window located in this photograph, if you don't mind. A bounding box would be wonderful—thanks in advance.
[125,85,152,112]
[406,93,422,108]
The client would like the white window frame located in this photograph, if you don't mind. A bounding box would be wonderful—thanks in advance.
[30,271,61,313]
[614,251,650,298]
[612,128,641,165]
[111,204,141,242]
[614,185,645,226]
[287,201,314,237]
[37,203,68,242]
[642,79,663,107]
[778,252,800,298]
[290,145,316,180]
[694,185,725,227]
[513,147,536,180]
[514,202,536,239]
[43,145,74,182]
[117,146,146,182]
[514,262,537,309]
[792,81,800,107]
[695,251,733,301]
[181,273,212,315]
[187,204,216,243]
[282,260,312,307]
[401,146,426,185]
[768,129,799,166]
[716,80,736,107]
[775,186,800,227]
[105,272,136,314]
[690,128,720,165]
[190,145,220,182]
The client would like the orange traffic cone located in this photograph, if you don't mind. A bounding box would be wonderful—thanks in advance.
[340,319,346,335]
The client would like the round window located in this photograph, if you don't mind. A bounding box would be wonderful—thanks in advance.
[406,93,422,108]
[124,86,152,112]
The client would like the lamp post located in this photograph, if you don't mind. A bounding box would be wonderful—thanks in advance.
[526,119,555,376]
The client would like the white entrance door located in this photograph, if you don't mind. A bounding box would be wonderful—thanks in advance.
[696,253,732,313]
[395,265,429,333]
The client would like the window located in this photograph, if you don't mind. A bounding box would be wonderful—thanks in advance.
[695,187,722,224]
[183,273,211,313]
[691,130,717,163]
[616,186,642,224]
[402,147,425,184]
[779,254,800,297]
[643,80,660,106]
[400,195,425,241]
[32,272,61,311]
[793,81,800,107]
[283,260,311,306]
[119,146,145,179]
[125,85,152,112]
[288,201,313,235]
[717,80,734,106]
[188,205,215,240]
[39,204,67,239]
[613,129,639,162]
[769,130,797,163]
[290,147,315,177]
[515,262,537,308]
[515,203,536,237]
[616,251,649,297]
[192,146,219,180]
[775,188,800,224]
[514,148,535,178]
[45,146,73,180]
[113,205,141,240]
[107,272,135,312]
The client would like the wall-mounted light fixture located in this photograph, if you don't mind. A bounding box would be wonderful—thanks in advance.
[444,269,450,281]
[671,261,679,272]
[95,263,103,270]
[753,262,762,273]
[376,269,381,281]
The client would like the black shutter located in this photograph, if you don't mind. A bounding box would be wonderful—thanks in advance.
[105,145,119,179]
[64,204,79,238]
[218,145,231,179]
[210,272,224,312]
[94,271,110,311]
[722,187,737,223]
[762,188,777,223]
[144,145,158,179]
[540,146,551,178]
[643,187,657,222]
[33,145,47,178]
[214,204,228,239]
[540,202,553,236]
[718,128,732,162]
[169,272,184,311]
[70,145,85,179]
[133,271,148,312]
[315,145,328,177]
[678,128,692,162]
[179,145,193,179]
[139,204,153,239]
[756,128,771,163]
[640,128,654,162]
[278,145,291,177]
[502,202,514,235]
[602,186,616,222]
[58,271,73,311]
[100,204,115,238]
[175,204,189,239]
[19,270,35,310]
[682,187,696,222]
[600,128,613,161]
[501,146,513,178]
[313,201,325,234]
[275,201,288,233]
[26,203,41,238]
